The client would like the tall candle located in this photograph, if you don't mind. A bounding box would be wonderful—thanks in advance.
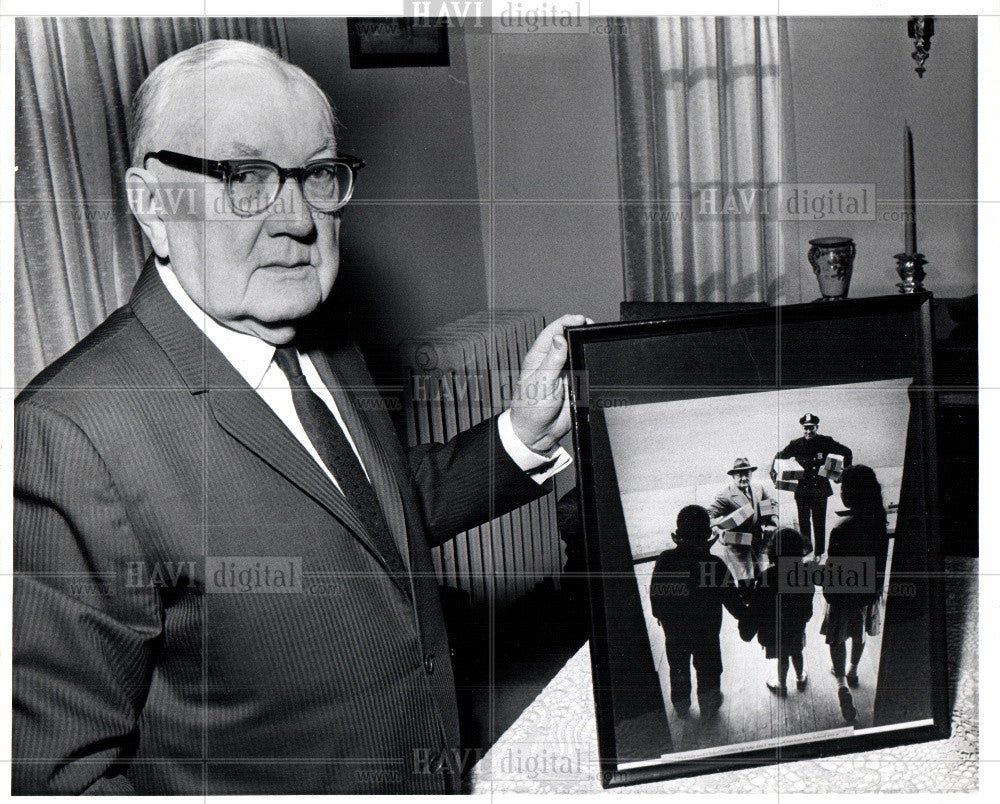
[904,124,917,253]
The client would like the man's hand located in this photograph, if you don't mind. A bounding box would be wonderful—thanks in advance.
[509,314,591,454]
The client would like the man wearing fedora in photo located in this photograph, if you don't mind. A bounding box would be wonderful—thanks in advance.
[771,414,853,562]
[708,458,778,543]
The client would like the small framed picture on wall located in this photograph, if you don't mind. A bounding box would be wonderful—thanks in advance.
[347,18,450,69]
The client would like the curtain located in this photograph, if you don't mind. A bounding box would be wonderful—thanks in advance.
[610,17,800,304]
[14,17,287,389]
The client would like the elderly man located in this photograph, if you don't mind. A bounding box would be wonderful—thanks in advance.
[13,40,584,794]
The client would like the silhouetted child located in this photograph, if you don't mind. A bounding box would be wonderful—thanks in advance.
[650,505,745,717]
[743,528,815,696]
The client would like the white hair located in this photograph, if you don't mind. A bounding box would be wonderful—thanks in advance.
[128,39,337,166]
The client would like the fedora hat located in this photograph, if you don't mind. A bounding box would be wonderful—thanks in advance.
[799,413,820,426]
[727,457,757,475]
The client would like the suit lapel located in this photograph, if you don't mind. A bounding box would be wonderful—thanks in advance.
[209,376,412,598]
[128,260,409,593]
[207,385,371,541]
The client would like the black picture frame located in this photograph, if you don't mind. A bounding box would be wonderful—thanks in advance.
[566,294,948,788]
[347,18,450,69]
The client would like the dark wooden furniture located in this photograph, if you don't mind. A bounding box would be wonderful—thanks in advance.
[931,296,977,556]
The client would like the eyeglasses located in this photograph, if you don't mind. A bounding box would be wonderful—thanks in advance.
[143,150,365,217]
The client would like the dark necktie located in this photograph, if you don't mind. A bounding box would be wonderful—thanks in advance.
[272,346,406,580]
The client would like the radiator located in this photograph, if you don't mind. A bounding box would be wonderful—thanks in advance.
[400,311,562,607]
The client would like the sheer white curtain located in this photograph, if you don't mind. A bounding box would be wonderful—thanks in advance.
[610,17,801,304]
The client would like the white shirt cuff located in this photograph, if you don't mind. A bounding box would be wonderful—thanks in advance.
[496,410,573,485]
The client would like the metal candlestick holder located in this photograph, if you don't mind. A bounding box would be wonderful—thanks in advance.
[907,16,934,78]
[894,252,927,294]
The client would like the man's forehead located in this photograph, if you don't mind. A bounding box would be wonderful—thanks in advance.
[157,66,334,158]
[224,136,337,159]
[175,60,294,97]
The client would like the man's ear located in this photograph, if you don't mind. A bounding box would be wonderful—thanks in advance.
[125,167,169,259]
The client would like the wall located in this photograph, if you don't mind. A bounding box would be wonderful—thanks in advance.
[284,15,624,406]
[287,18,623,354]
[462,23,624,326]
[283,18,488,376]
[786,16,977,299]
[285,16,978,353]
[283,15,977,379]
[459,24,623,496]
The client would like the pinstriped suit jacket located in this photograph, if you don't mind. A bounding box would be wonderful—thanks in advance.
[13,263,544,794]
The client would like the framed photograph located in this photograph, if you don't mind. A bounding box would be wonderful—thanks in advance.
[347,18,450,69]
[566,294,948,788]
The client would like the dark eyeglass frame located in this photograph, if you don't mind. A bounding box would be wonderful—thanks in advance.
[143,149,366,216]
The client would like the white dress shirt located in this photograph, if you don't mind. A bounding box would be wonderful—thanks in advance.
[156,261,571,491]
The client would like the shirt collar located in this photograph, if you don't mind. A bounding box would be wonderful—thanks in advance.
[156,259,276,390]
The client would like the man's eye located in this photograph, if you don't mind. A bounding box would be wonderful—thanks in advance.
[306,165,337,185]
[232,167,274,185]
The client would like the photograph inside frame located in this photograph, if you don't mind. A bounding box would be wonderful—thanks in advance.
[611,379,908,753]
[567,296,948,785]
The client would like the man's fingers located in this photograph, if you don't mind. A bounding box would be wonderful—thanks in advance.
[517,339,567,404]
[537,332,568,380]
[521,314,588,374]
[536,314,587,349]
[551,313,588,328]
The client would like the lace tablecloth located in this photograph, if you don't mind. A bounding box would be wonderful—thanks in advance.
[471,557,977,793]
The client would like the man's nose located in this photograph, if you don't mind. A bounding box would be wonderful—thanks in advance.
[267,177,316,237]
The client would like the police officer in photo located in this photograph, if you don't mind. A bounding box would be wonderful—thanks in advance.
[771,414,853,561]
